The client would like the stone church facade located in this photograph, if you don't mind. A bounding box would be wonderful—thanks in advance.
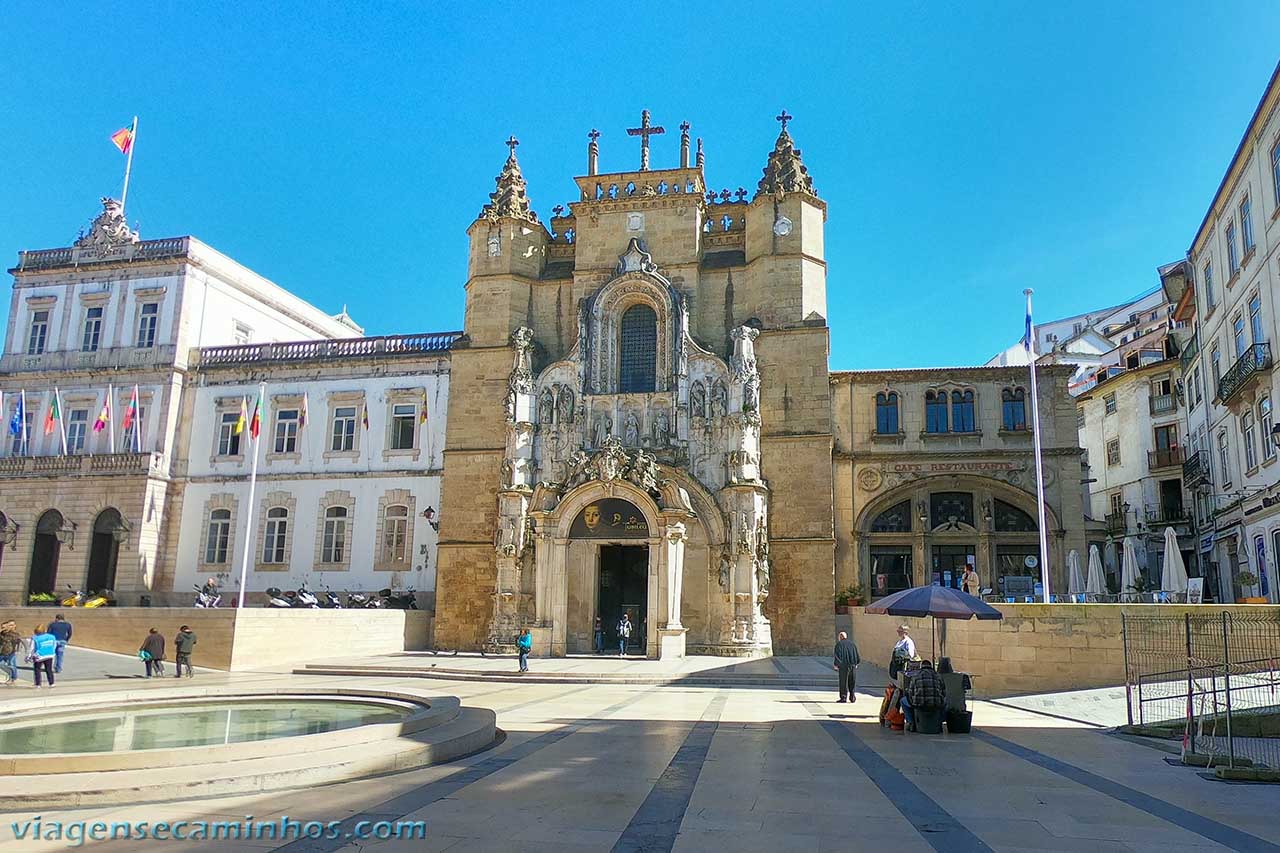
[434,116,836,656]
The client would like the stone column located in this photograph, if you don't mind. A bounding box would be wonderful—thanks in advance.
[658,521,688,658]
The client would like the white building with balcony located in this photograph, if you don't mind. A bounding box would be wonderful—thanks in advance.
[0,198,360,605]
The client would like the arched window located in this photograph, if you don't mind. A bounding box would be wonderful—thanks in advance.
[875,392,899,434]
[382,504,409,564]
[262,507,288,564]
[993,499,1037,532]
[870,500,912,532]
[205,509,231,564]
[1001,388,1027,431]
[951,390,975,433]
[925,390,948,433]
[619,304,657,393]
[321,506,349,564]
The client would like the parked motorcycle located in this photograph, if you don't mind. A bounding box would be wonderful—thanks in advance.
[346,590,383,609]
[193,584,221,608]
[264,587,293,608]
[293,583,320,609]
[59,585,114,608]
[379,587,419,610]
[320,587,342,608]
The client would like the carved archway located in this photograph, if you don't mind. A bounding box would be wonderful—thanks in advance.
[581,255,687,395]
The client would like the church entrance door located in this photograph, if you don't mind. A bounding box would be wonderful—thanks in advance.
[599,545,648,656]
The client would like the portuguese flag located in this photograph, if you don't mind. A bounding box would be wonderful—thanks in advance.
[249,386,264,439]
[43,390,61,435]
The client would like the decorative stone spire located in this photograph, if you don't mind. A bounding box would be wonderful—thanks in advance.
[587,129,600,176]
[481,136,540,225]
[754,110,818,200]
[75,197,139,251]
[695,137,705,169]
[679,122,691,168]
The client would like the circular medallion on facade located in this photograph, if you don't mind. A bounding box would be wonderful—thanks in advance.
[857,467,883,492]
[773,216,793,237]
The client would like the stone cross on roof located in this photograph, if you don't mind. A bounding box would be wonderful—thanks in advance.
[626,110,665,171]
[506,135,519,156]
[776,110,793,131]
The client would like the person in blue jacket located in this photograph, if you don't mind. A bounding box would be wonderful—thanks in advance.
[517,629,532,674]
[47,614,72,674]
[29,624,58,688]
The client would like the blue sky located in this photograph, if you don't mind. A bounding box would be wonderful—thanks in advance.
[2,3,1277,369]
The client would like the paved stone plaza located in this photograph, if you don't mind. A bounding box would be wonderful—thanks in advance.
[2,659,1277,853]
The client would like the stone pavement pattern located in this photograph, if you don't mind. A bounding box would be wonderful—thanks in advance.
[1,666,1277,853]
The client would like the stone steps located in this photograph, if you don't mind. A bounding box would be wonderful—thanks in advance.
[296,662,834,689]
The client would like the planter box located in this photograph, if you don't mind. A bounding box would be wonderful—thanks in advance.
[834,605,857,614]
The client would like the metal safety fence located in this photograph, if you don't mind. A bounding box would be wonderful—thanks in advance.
[1122,611,1280,769]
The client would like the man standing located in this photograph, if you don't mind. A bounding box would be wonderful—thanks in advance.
[617,613,632,656]
[833,631,860,703]
[593,617,605,655]
[47,614,72,674]
[174,625,197,678]
[902,659,947,732]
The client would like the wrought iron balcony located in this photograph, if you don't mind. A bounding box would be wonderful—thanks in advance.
[198,332,462,367]
[1183,449,1208,487]
[1149,393,1177,416]
[1148,446,1185,471]
[1217,342,1272,405]
[1105,511,1128,534]
[1146,506,1191,526]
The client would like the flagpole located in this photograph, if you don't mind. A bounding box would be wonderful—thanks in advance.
[55,388,68,456]
[120,116,138,216]
[236,381,265,609]
[1024,289,1052,603]
[107,384,116,452]
[21,390,28,456]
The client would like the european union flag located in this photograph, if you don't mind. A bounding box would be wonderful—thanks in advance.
[8,393,23,436]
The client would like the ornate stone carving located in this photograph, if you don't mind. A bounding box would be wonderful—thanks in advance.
[557,438,662,496]
[538,389,555,424]
[481,137,541,225]
[735,511,753,556]
[557,387,575,423]
[593,415,611,447]
[730,326,758,382]
[726,450,759,485]
[627,450,660,492]
[623,411,641,446]
[710,381,728,418]
[857,467,884,492]
[593,437,628,483]
[754,117,818,200]
[505,327,535,423]
[754,517,770,598]
[651,409,670,446]
[616,237,657,274]
[717,547,732,592]
[690,381,707,418]
[75,198,139,253]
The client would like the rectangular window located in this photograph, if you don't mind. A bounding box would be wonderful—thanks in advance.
[81,306,103,352]
[382,505,409,563]
[1232,313,1247,358]
[1001,389,1026,431]
[1109,492,1124,516]
[1204,262,1215,308]
[205,510,231,564]
[925,392,948,433]
[1211,345,1222,390]
[67,409,89,453]
[874,393,899,434]
[27,310,49,355]
[1273,142,1280,206]
[1104,393,1116,415]
[1106,438,1121,466]
[1193,366,1203,406]
[1240,196,1254,254]
[330,405,357,451]
[262,508,288,563]
[321,508,348,564]
[1243,412,1258,471]
[274,408,299,454]
[9,411,32,455]
[136,303,159,349]
[1218,430,1231,488]
[121,406,145,451]
[1262,398,1275,463]
[1249,293,1264,346]
[1226,223,1238,274]
[217,411,241,457]
[390,403,416,450]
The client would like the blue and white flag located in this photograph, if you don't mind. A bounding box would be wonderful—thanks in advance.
[7,392,22,436]
[1022,293,1034,352]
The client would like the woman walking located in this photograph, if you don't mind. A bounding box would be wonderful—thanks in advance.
[29,624,58,688]
[1,621,23,684]
[139,627,166,677]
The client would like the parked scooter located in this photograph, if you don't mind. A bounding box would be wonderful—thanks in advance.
[59,585,114,608]
[379,587,419,610]
[320,587,343,608]
[293,583,320,609]
[264,587,293,608]
[193,584,221,608]
[346,590,384,609]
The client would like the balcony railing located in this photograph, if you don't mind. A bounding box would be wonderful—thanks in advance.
[16,237,190,271]
[198,332,463,366]
[1183,449,1208,487]
[1146,506,1191,526]
[0,451,163,477]
[1105,512,1128,534]
[1217,342,1272,404]
[0,344,178,374]
[1179,331,1199,372]
[1148,446,1185,471]
[1149,393,1177,416]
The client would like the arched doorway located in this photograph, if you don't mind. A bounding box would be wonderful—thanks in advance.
[29,510,65,597]
[87,508,123,593]
[569,497,651,654]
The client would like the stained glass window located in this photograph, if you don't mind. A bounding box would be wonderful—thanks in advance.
[619,305,657,393]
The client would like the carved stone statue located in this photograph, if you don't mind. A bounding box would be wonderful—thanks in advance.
[624,412,641,446]
[495,517,518,556]
[743,374,760,413]
[627,450,660,493]
[690,381,707,418]
[594,416,611,447]
[593,437,628,482]
[710,381,728,418]
[563,449,591,490]
[730,326,759,382]
[538,389,555,425]
[718,547,732,592]
[736,511,753,555]
[652,410,670,446]
[557,387,575,423]
[754,517,770,596]
[75,197,139,253]
[500,458,515,489]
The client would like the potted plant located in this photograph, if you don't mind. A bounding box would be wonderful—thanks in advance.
[26,592,56,606]
[1234,570,1265,603]
[834,584,864,614]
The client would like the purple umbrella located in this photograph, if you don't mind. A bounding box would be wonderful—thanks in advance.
[863,585,1002,661]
